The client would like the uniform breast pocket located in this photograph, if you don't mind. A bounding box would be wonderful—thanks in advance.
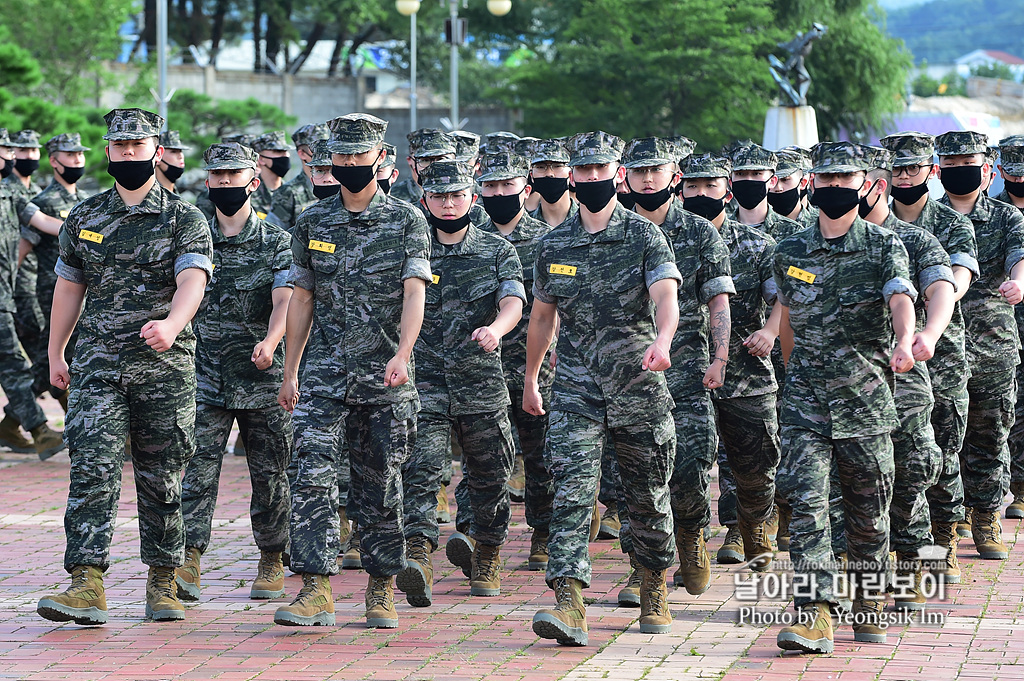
[234,268,275,322]
[544,275,580,301]
[839,284,887,343]
[126,237,174,285]
[78,240,108,284]
[362,259,403,304]
[310,251,340,275]
[612,270,648,315]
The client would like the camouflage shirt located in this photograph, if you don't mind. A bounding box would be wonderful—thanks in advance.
[55,183,214,384]
[195,188,215,221]
[746,206,802,243]
[797,204,819,230]
[533,202,683,427]
[880,211,957,407]
[3,174,41,224]
[478,211,556,391]
[992,190,1024,341]
[773,217,916,438]
[939,192,1024,373]
[288,189,432,405]
[195,210,292,409]
[416,225,526,416]
[663,200,735,399]
[24,180,90,297]
[390,177,423,205]
[529,198,579,227]
[251,181,273,219]
[714,218,778,400]
[268,172,316,233]
[0,182,20,312]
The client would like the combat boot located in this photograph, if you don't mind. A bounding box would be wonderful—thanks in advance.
[892,555,926,611]
[528,528,549,571]
[716,526,744,564]
[532,577,588,646]
[341,524,362,569]
[338,506,351,547]
[146,566,186,621]
[617,552,642,607]
[31,422,66,461]
[174,547,201,601]
[957,507,972,538]
[508,454,526,502]
[274,573,335,626]
[365,575,399,628]
[739,517,775,571]
[639,567,672,633]
[598,502,621,539]
[1005,482,1024,520]
[0,414,33,453]
[930,520,960,583]
[675,527,711,595]
[766,504,779,541]
[470,542,502,596]
[776,602,834,654]
[37,565,108,625]
[396,536,433,607]
[250,551,286,599]
[446,530,475,579]
[776,503,791,551]
[972,509,1008,559]
[852,591,887,643]
[437,483,452,524]
[589,499,600,542]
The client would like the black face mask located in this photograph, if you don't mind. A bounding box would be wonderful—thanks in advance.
[14,158,39,177]
[1006,180,1024,198]
[331,162,377,193]
[482,190,524,225]
[55,165,86,185]
[208,184,253,217]
[890,180,930,205]
[940,165,983,196]
[0,160,12,179]
[313,183,341,200]
[160,162,185,184]
[810,185,861,219]
[616,191,636,211]
[858,190,883,218]
[627,178,673,212]
[766,187,801,216]
[532,176,569,203]
[377,177,392,194]
[107,153,156,191]
[264,156,291,178]
[731,179,769,210]
[683,195,726,221]
[427,212,472,234]
[574,178,617,212]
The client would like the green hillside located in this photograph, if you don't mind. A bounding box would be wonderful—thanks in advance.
[886,0,1024,64]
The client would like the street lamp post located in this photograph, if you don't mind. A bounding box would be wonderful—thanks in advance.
[395,0,420,132]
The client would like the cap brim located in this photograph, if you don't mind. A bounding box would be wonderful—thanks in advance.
[569,152,620,166]
[421,180,474,193]
[935,147,989,157]
[163,145,192,151]
[683,170,729,179]
[10,142,41,148]
[413,149,454,159]
[731,163,776,172]
[327,141,376,154]
[1002,163,1024,176]
[892,155,933,167]
[622,157,672,169]
[204,161,258,171]
[478,169,527,182]
[809,163,867,174]
[531,154,569,165]
[54,145,91,152]
[775,168,800,178]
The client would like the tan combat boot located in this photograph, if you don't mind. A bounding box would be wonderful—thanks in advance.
[0,414,33,453]
[341,524,362,569]
[589,499,601,542]
[528,528,549,571]
[618,552,642,607]
[146,566,186,621]
[250,551,286,599]
[396,536,433,607]
[175,547,201,601]
[716,526,744,565]
[508,454,526,503]
[1006,482,1024,520]
[638,567,672,634]
[470,542,502,596]
[31,422,66,461]
[957,507,972,538]
[852,591,887,643]
[776,602,834,654]
[446,530,475,579]
[365,575,399,628]
[37,565,108,625]
[598,502,621,540]
[338,506,351,547]
[931,521,961,583]
[972,509,1008,559]
[437,483,452,524]
[274,573,335,626]
[675,527,711,595]
[776,503,792,551]
[739,517,775,572]
[892,555,926,611]
[532,577,588,646]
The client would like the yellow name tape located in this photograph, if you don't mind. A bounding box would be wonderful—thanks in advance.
[256,211,267,220]
[60,209,70,219]
[787,266,815,284]
[549,264,577,276]
[309,239,336,254]
[80,230,103,244]
[432,274,440,285]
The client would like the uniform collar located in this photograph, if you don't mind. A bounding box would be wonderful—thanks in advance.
[567,201,628,247]
[806,215,871,254]
[212,208,260,244]
[940,191,992,223]
[431,222,489,255]
[323,187,387,224]
[483,210,549,242]
[103,181,165,215]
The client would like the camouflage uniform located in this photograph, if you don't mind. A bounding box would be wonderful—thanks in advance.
[936,131,1024,514]
[196,134,257,220]
[773,142,916,607]
[250,131,293,219]
[287,114,432,578]
[528,139,578,227]
[55,108,214,571]
[181,144,293,556]
[534,131,682,587]
[266,124,330,233]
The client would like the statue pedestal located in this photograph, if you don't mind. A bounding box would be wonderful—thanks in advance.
[763,105,818,149]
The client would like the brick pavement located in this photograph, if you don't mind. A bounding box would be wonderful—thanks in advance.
[1,400,1021,680]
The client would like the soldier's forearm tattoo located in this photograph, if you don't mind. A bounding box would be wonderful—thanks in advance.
[710,304,731,361]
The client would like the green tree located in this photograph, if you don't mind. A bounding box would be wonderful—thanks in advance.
[165,90,297,153]
[971,62,1018,81]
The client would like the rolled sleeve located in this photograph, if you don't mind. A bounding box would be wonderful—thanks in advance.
[497,279,527,306]
[882,276,918,305]
[288,263,314,291]
[762,277,778,306]
[949,252,980,280]
[55,257,85,285]
[1004,248,1024,279]
[699,274,736,304]
[273,269,293,289]
[174,253,214,280]
[18,202,39,227]
[20,225,42,246]
[532,280,555,305]
[645,261,683,290]
[402,256,433,283]
[919,264,957,294]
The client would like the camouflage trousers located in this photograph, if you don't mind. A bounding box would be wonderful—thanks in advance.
[1009,353,1024,485]
[0,310,47,431]
[290,396,416,577]
[926,384,968,523]
[777,427,893,607]
[668,393,718,533]
[961,368,1016,512]
[598,439,620,509]
[182,404,292,554]
[413,409,515,549]
[711,394,781,529]
[546,410,675,587]
[889,403,942,556]
[63,374,197,571]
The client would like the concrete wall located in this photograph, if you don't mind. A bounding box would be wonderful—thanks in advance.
[967,76,1024,100]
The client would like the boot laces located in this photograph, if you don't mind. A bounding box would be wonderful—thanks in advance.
[256,554,280,582]
[69,567,92,592]
[553,578,575,610]
[150,568,175,596]
[643,571,666,614]
[368,577,393,608]
[293,574,323,605]
[476,547,500,579]
[407,538,430,563]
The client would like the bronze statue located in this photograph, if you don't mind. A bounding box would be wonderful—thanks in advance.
[768,23,828,107]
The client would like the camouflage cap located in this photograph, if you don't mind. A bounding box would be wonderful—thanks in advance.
[406,128,434,154]
[452,130,481,163]
[566,131,624,167]
[10,129,42,148]
[305,139,333,167]
[998,134,1024,175]
[486,131,521,145]
[722,138,755,158]
[985,145,999,165]
[159,130,191,151]
[419,159,475,193]
[486,135,534,158]
[531,138,570,165]
[809,141,871,174]
[731,143,777,172]
[665,136,697,163]
[292,123,330,149]
[252,130,294,152]
[381,142,397,168]
[478,151,529,182]
[682,153,732,179]
[864,145,894,172]
[934,130,989,157]
[879,131,935,167]
[412,129,457,159]
[0,128,10,146]
[45,133,90,155]
[221,133,257,147]
[774,145,812,177]
[102,108,164,141]
[326,113,388,154]
[622,137,674,169]
[203,142,259,171]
